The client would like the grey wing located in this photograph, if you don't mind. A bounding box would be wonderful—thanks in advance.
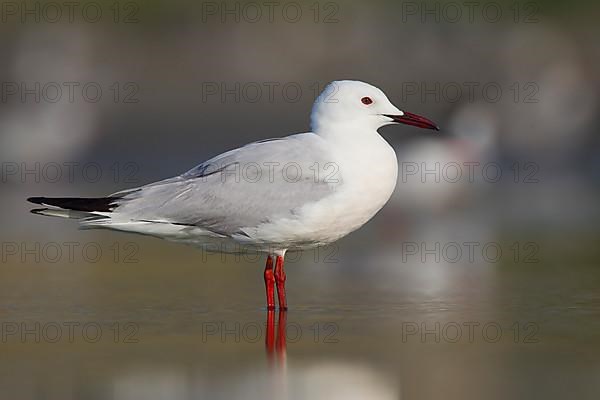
[113,133,342,236]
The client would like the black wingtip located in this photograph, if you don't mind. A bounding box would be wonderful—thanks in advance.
[28,197,46,205]
[27,196,118,212]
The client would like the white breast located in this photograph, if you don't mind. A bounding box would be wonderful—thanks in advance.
[322,135,398,237]
[252,131,398,249]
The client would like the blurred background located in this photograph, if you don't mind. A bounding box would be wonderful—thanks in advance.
[1,0,599,399]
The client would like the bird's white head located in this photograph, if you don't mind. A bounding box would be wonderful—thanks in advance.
[310,80,439,134]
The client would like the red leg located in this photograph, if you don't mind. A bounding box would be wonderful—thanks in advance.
[274,255,287,310]
[264,255,275,310]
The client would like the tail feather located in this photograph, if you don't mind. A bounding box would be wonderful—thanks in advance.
[30,208,94,219]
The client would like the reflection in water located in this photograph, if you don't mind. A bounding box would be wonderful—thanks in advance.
[110,310,398,400]
[265,309,287,400]
[266,309,287,368]
[112,360,398,400]
[112,361,398,400]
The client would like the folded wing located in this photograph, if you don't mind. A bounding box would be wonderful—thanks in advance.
[108,133,343,238]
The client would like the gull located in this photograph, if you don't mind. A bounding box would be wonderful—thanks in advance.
[28,80,439,310]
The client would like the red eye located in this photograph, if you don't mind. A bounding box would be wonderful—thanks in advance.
[361,96,373,105]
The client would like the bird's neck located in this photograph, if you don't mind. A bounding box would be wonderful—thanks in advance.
[315,123,394,158]
[316,123,398,190]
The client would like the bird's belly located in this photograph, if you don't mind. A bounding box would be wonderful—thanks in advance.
[249,168,397,249]
[314,181,396,239]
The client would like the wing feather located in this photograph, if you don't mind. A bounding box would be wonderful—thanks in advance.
[110,133,342,237]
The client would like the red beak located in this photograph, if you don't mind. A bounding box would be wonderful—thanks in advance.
[384,111,439,131]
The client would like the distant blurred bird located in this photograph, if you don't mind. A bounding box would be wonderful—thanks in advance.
[27,80,438,310]
[390,102,497,215]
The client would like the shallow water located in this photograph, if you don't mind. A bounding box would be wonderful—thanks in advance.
[1,230,599,400]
